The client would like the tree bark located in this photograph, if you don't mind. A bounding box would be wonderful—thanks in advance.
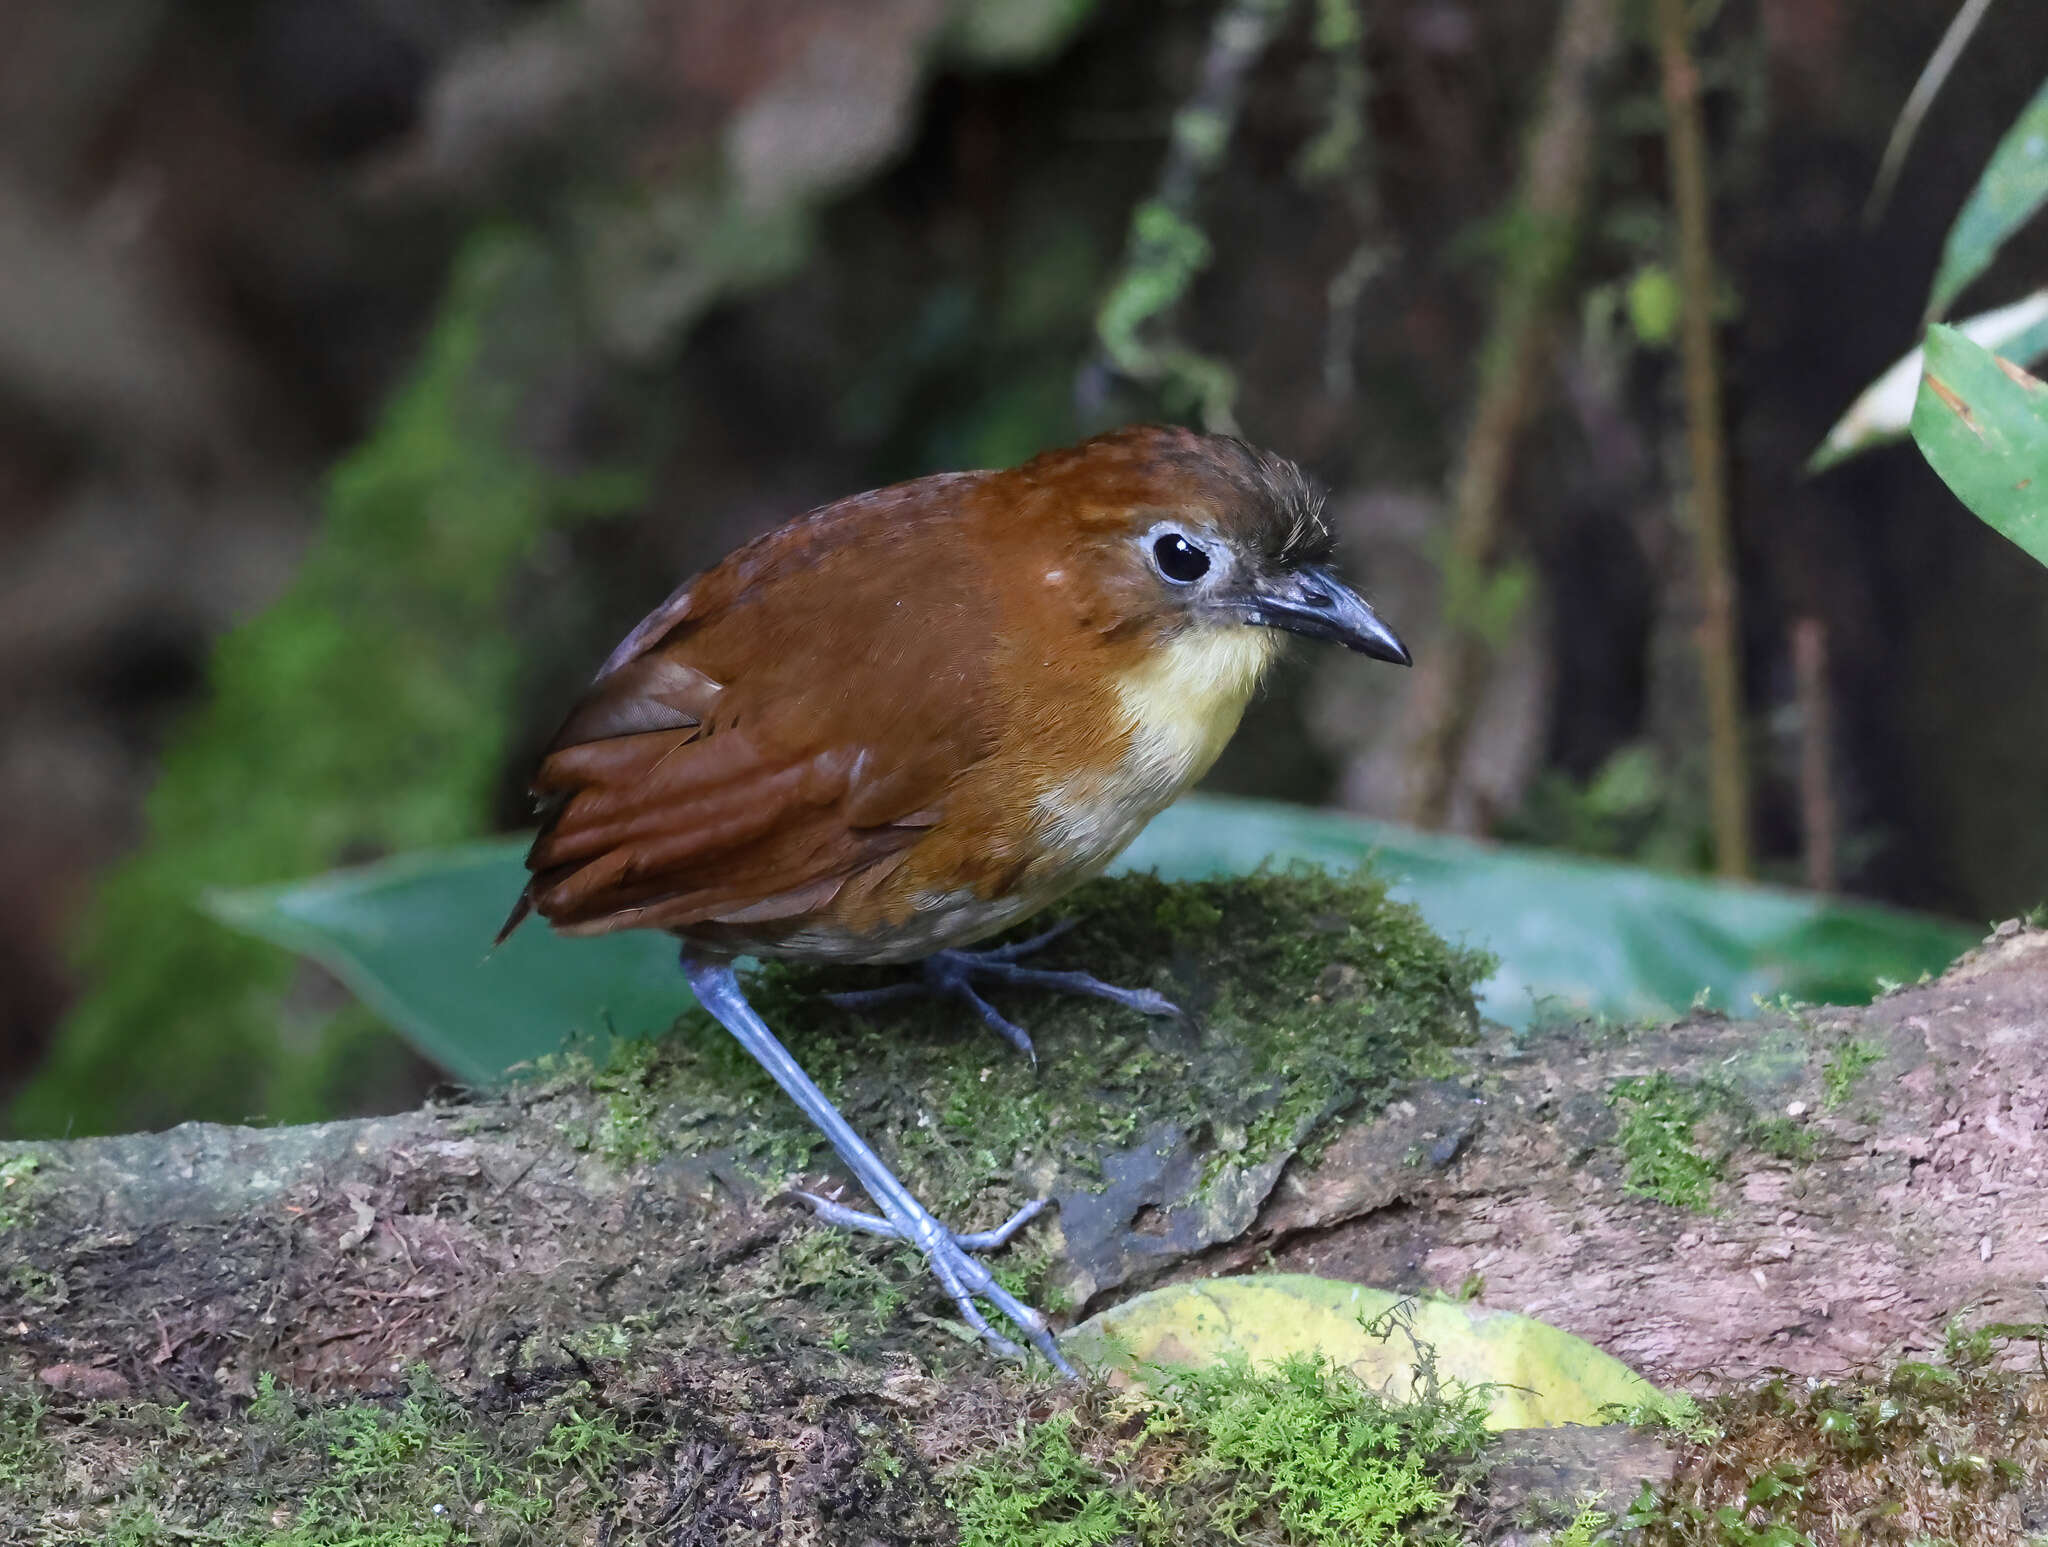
[1188,921,2048,1383]
[6,921,2046,1539]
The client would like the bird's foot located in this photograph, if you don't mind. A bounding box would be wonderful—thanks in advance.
[686,955,1074,1375]
[790,1189,1073,1375]
[826,921,1179,1064]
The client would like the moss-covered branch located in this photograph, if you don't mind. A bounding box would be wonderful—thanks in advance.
[5,876,2047,1541]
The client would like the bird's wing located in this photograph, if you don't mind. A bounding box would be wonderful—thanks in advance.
[504,476,999,941]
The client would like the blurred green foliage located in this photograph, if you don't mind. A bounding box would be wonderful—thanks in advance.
[1927,76,2048,319]
[1295,0,1368,184]
[9,6,1126,1141]
[946,0,1100,68]
[1096,198,1238,428]
[1625,263,1682,347]
[837,215,1105,475]
[206,793,1970,1090]
[10,233,647,1139]
[1822,69,2048,469]
[1500,744,1707,871]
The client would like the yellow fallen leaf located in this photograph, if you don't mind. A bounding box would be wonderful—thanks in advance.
[1064,1274,1655,1429]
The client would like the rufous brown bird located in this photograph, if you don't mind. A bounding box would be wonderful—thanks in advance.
[502,425,1409,1373]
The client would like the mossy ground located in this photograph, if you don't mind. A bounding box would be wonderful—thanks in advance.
[1621,1323,2048,1545]
[0,1349,1505,1547]
[6,887,2039,1541]
[535,865,1489,1320]
[1606,1074,1732,1212]
[1584,1000,1910,1213]
[1818,1039,1884,1113]
[0,1151,38,1231]
[0,1352,957,1545]
[0,868,1497,1542]
[947,1351,1495,1546]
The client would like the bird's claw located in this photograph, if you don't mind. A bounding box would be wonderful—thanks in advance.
[788,1190,1047,1252]
[827,922,1181,1065]
[787,1190,1070,1373]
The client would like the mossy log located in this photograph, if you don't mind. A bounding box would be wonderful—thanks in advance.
[4,876,2045,1543]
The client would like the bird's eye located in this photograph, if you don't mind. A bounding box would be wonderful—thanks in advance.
[1152,532,1211,584]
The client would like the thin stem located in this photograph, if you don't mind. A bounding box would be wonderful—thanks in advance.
[1401,0,1618,827]
[1656,0,1752,879]
[1081,0,1294,432]
[1865,0,1998,227]
[1794,618,1837,893]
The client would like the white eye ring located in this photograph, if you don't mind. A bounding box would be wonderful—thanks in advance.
[1151,530,1212,584]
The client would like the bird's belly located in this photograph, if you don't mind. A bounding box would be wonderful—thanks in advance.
[768,884,1074,965]
[737,752,1187,966]
[1028,758,1185,882]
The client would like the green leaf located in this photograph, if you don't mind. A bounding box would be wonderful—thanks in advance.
[1928,77,2048,318]
[1809,289,2048,472]
[207,796,1974,1086]
[1064,1274,1656,1429]
[1625,263,1681,348]
[1910,323,2048,566]
[207,845,681,1087]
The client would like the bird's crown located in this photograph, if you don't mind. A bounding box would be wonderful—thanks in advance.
[1008,424,1333,572]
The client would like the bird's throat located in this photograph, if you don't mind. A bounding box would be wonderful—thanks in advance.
[1018,622,1277,908]
[1113,621,1281,792]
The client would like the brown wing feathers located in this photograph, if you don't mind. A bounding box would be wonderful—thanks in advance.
[502,477,999,946]
[522,734,917,936]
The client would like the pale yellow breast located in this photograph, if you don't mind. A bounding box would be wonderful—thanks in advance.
[1114,621,1281,786]
[1031,622,1279,871]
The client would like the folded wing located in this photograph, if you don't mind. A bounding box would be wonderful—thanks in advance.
[503,478,998,943]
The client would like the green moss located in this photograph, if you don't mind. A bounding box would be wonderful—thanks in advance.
[1743,1116,1813,1164]
[1550,1502,1616,1546]
[0,1388,55,1496]
[1610,1389,1721,1447]
[1607,1074,1727,1211]
[13,231,651,1141]
[554,1038,670,1168]
[0,1151,39,1232]
[1819,1037,1884,1111]
[534,866,1485,1316]
[955,1409,1131,1545]
[0,1364,678,1546]
[1622,1322,2048,1547]
[4,1261,65,1310]
[950,1353,1491,1546]
[798,865,1480,1178]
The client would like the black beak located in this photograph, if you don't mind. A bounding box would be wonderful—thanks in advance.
[1237,564,1411,665]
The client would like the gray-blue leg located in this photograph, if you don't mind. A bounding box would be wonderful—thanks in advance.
[827,923,1180,1064]
[682,953,1074,1376]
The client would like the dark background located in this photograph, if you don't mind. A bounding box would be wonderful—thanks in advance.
[3,0,2044,1137]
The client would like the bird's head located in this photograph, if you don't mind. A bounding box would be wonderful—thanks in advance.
[1002,425,1410,673]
